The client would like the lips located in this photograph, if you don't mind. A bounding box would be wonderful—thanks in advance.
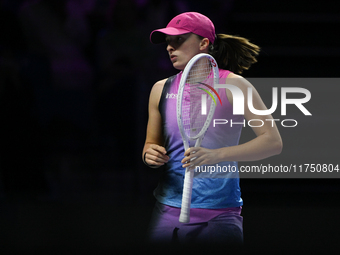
[170,55,177,62]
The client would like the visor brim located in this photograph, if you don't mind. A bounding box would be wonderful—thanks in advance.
[150,27,191,44]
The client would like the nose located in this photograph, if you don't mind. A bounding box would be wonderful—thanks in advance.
[167,43,174,53]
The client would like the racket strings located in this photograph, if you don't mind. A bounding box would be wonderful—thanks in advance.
[181,58,215,141]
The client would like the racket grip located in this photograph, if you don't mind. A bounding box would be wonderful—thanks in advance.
[179,167,194,223]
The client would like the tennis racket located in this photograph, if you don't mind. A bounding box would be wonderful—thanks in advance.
[177,53,219,223]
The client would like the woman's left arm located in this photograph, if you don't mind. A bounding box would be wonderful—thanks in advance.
[182,74,283,168]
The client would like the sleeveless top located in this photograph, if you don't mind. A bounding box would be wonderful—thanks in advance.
[154,69,244,209]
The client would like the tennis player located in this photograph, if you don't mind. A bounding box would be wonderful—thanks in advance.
[142,12,282,244]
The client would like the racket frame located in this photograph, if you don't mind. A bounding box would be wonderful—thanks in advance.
[176,53,219,223]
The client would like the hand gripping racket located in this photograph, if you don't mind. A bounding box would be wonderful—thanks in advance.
[177,53,219,223]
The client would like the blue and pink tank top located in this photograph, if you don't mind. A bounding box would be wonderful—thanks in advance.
[154,69,243,209]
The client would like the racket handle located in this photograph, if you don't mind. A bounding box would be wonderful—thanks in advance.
[179,167,194,223]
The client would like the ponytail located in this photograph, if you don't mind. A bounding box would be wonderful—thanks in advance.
[210,34,260,74]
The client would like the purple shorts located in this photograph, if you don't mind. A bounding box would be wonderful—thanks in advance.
[147,202,243,244]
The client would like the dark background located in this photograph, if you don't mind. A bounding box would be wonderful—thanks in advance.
[0,0,339,253]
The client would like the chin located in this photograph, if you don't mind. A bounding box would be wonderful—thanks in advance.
[173,62,185,71]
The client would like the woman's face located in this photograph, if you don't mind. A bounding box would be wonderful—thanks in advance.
[165,33,208,70]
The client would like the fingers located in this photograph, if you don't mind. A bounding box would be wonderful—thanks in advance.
[181,147,200,168]
[150,144,167,155]
[145,145,170,166]
[183,147,198,157]
[184,148,191,156]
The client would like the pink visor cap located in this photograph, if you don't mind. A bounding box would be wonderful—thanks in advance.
[150,12,216,44]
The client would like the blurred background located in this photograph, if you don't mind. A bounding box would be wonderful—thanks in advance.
[0,0,339,253]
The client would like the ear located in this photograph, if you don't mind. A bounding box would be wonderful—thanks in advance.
[199,38,210,51]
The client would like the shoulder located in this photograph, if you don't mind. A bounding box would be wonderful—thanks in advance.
[226,72,255,91]
[223,73,258,104]
[150,73,179,101]
[150,78,167,97]
[149,78,167,108]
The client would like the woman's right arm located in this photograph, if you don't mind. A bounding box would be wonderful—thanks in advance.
[142,79,170,168]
